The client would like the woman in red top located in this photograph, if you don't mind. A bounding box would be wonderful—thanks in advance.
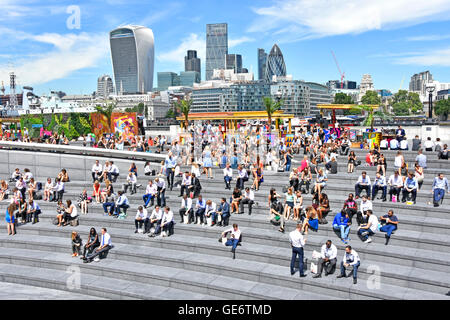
[92,180,101,204]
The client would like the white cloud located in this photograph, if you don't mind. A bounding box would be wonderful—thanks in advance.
[229,37,255,48]
[248,0,450,41]
[393,47,450,67]
[157,33,206,67]
[406,34,450,41]
[0,31,109,86]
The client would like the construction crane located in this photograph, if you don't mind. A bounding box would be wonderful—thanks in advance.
[331,50,345,89]
[398,75,405,92]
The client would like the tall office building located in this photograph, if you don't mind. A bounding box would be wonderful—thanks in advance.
[206,23,228,80]
[265,44,286,82]
[409,71,433,96]
[258,48,267,81]
[96,75,114,99]
[180,71,201,87]
[225,54,242,74]
[185,50,201,75]
[110,25,155,94]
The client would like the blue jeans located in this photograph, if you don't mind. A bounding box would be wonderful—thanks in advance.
[196,208,205,223]
[341,261,360,279]
[224,176,232,188]
[434,189,445,204]
[225,238,239,251]
[358,228,374,241]
[380,224,397,237]
[285,163,291,172]
[114,204,129,215]
[333,224,350,240]
[103,202,115,215]
[290,247,304,276]
[143,194,154,207]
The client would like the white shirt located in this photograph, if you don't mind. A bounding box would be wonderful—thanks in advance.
[225,227,241,241]
[400,140,408,149]
[367,214,379,232]
[146,183,157,195]
[360,200,373,213]
[156,179,166,189]
[357,175,371,185]
[56,182,65,192]
[390,140,399,149]
[69,204,78,218]
[380,140,388,148]
[135,209,148,220]
[92,163,102,173]
[127,174,137,184]
[110,164,119,174]
[180,197,192,210]
[243,190,254,201]
[205,202,217,216]
[343,249,360,265]
[394,156,403,167]
[424,140,434,149]
[150,208,163,220]
[162,210,173,224]
[144,165,152,174]
[289,229,305,248]
[100,232,112,247]
[321,244,337,260]
[388,174,403,187]
[223,168,233,178]
[182,175,192,186]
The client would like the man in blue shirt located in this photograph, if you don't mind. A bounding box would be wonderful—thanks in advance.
[432,173,450,207]
[379,210,399,245]
[165,152,177,191]
[372,172,387,201]
[332,211,351,244]
[415,149,427,169]
[215,198,230,227]
[195,195,207,225]
[402,172,418,203]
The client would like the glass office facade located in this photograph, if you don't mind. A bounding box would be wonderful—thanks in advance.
[206,23,228,80]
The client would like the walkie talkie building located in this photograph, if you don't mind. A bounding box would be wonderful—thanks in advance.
[110,25,154,94]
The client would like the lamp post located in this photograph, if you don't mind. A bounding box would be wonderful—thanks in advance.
[426,85,435,120]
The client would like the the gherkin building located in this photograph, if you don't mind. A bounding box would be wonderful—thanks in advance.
[265,44,286,82]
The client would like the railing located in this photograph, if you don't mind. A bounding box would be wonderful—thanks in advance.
[0,141,166,162]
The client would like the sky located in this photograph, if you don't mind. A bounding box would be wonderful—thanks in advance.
[1,0,450,96]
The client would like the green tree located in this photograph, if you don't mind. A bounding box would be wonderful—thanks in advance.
[435,98,450,120]
[95,103,116,133]
[391,90,423,116]
[361,90,382,105]
[174,98,192,130]
[263,96,283,135]
[334,93,354,104]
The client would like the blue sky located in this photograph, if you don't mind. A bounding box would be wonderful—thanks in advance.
[1,0,450,96]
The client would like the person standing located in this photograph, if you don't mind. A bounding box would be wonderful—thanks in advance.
[415,149,427,169]
[5,203,17,235]
[165,152,177,190]
[313,240,337,278]
[337,245,360,284]
[411,135,421,151]
[154,177,166,207]
[289,223,307,277]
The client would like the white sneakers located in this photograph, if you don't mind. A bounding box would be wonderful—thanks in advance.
[94,257,100,262]
[364,238,372,243]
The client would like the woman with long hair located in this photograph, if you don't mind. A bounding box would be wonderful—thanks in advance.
[27,177,37,200]
[317,193,330,224]
[100,179,113,203]
[71,231,82,257]
[92,180,101,204]
[302,206,319,235]
[348,151,357,173]
[0,180,9,201]
[43,178,54,202]
[81,227,100,260]
[414,161,425,190]
[78,189,89,215]
[231,187,242,214]
[5,202,17,235]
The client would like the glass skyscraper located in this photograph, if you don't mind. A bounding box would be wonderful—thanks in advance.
[110,25,154,94]
[157,72,180,91]
[258,48,267,81]
[265,44,286,82]
[225,54,242,74]
[206,23,228,81]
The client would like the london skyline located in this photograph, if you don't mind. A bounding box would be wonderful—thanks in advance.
[1,0,450,95]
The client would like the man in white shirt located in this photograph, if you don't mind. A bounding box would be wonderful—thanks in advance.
[114,191,129,216]
[84,228,112,263]
[337,245,360,284]
[313,240,337,278]
[16,177,26,201]
[389,139,399,150]
[399,138,408,150]
[204,200,217,226]
[160,206,174,236]
[91,160,102,183]
[289,223,307,277]
[380,138,389,150]
[108,161,120,182]
[11,168,21,181]
[388,171,403,202]
[134,206,148,233]
[354,171,371,199]
[154,177,166,207]
[236,165,248,190]
[143,180,157,208]
[358,195,373,225]
[179,171,192,197]
[54,178,65,202]
[123,172,137,194]
[179,194,193,224]
[148,206,163,237]
[239,187,254,215]
[223,163,233,190]
[424,137,434,152]
[357,210,378,243]
[221,224,242,260]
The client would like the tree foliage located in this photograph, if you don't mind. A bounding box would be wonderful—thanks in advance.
[334,93,354,104]
[435,98,450,119]
[174,98,192,130]
[263,96,283,134]
[361,90,382,105]
[391,90,423,116]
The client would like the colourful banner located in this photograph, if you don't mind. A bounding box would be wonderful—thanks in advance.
[112,113,138,139]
